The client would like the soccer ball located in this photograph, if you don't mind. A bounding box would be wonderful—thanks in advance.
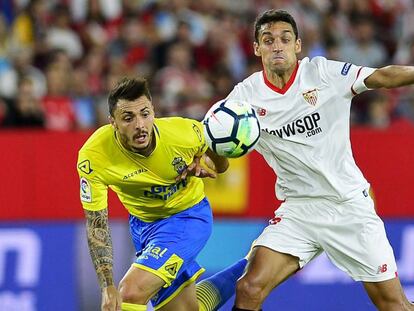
[203,99,261,158]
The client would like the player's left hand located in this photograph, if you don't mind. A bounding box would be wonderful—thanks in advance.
[175,155,217,181]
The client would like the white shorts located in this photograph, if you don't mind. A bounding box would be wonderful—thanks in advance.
[254,192,397,282]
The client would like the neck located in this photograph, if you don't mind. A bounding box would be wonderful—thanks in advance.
[264,64,297,89]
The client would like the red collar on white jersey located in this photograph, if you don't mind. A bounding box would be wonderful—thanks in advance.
[262,61,299,95]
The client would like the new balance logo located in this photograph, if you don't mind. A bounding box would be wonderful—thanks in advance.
[269,216,282,225]
[257,107,267,116]
[377,264,388,274]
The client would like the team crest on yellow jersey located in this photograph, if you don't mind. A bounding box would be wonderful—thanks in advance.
[172,157,187,174]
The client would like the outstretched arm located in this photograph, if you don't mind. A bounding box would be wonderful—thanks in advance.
[85,208,121,311]
[365,65,414,89]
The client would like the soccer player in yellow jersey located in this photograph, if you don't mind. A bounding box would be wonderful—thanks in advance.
[77,77,248,311]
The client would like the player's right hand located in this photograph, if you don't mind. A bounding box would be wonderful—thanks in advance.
[101,285,122,311]
[175,155,217,182]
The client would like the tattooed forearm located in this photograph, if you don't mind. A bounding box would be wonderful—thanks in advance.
[85,209,114,289]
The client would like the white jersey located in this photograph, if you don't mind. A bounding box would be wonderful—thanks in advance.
[226,56,376,202]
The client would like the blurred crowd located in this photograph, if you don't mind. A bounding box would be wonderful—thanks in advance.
[1,0,414,131]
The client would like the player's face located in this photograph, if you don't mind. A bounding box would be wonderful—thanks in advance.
[254,21,301,75]
[110,96,155,156]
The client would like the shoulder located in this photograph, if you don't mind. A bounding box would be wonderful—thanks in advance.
[238,71,263,88]
[308,56,353,74]
[78,124,114,157]
[155,117,204,145]
[302,56,359,83]
[155,117,202,131]
[305,56,342,71]
[77,125,115,177]
[307,56,341,67]
[228,71,263,100]
[308,56,325,65]
[299,56,328,72]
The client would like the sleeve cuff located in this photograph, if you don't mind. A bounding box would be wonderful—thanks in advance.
[351,66,377,95]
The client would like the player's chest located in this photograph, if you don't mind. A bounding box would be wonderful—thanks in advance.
[107,149,192,186]
[252,87,341,141]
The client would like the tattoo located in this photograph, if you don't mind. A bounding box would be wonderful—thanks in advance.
[85,209,114,289]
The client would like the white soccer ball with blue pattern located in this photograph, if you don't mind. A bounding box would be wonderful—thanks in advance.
[203,99,261,158]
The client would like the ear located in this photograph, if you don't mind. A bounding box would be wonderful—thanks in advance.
[109,115,117,129]
[295,38,302,54]
[253,42,261,57]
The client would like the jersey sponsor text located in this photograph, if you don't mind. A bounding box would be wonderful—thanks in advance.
[262,112,322,139]
[143,179,188,200]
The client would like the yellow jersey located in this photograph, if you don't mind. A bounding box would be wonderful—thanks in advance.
[77,117,208,222]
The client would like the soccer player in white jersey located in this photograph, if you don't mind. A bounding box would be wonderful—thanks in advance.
[228,9,414,311]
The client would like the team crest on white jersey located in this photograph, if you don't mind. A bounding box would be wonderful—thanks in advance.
[302,89,318,106]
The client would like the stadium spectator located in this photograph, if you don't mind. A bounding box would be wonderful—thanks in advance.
[71,67,97,129]
[82,46,107,96]
[41,61,77,131]
[0,97,7,125]
[194,23,227,76]
[0,0,413,129]
[0,47,46,100]
[10,0,49,51]
[107,16,151,74]
[0,14,11,59]
[394,86,414,124]
[45,3,83,61]
[365,91,392,129]
[339,15,387,67]
[3,76,44,128]
[394,35,414,66]
[70,0,122,25]
[154,42,212,119]
[152,19,194,70]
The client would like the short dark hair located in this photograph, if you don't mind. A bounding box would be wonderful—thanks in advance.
[254,9,298,43]
[108,76,152,116]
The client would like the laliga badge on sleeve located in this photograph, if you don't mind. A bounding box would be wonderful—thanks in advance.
[80,177,92,202]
